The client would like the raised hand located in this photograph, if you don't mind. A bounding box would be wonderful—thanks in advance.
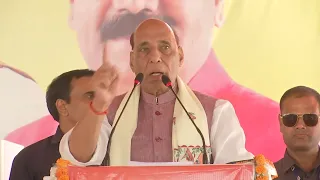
[91,47,120,112]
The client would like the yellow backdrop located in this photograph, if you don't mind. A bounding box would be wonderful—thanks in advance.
[0,0,319,101]
[1,2,320,177]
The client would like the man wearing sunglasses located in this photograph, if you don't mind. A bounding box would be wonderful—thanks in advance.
[275,86,320,180]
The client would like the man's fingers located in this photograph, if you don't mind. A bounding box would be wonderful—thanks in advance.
[96,56,118,79]
[101,45,111,65]
[92,73,119,109]
[108,74,120,95]
[94,72,117,88]
[93,66,119,89]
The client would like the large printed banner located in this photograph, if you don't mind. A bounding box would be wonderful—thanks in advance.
[0,0,319,169]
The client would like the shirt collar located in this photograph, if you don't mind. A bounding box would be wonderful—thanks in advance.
[50,126,64,144]
[282,149,298,174]
[141,83,178,105]
[281,148,320,174]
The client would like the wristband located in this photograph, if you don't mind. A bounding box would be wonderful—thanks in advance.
[89,101,108,115]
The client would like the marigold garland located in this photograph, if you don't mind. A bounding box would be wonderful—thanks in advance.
[254,154,266,165]
[55,158,71,180]
[255,165,267,174]
[254,154,278,180]
[256,176,269,180]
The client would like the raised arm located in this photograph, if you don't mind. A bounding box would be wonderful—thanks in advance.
[60,56,119,164]
[210,100,254,164]
[59,119,111,166]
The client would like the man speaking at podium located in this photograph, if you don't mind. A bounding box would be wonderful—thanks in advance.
[60,19,253,166]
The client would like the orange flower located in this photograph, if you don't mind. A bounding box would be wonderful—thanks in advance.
[255,165,267,175]
[56,167,68,177]
[55,158,72,179]
[56,158,71,168]
[58,174,69,180]
[256,176,268,180]
[254,154,266,165]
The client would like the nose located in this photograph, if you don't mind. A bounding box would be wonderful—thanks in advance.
[149,50,162,63]
[295,116,306,129]
[112,0,159,14]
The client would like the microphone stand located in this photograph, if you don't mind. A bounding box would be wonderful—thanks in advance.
[102,73,143,166]
[162,75,211,164]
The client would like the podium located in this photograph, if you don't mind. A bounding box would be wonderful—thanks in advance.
[68,164,255,180]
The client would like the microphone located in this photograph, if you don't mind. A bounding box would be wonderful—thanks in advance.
[102,73,144,166]
[161,75,211,164]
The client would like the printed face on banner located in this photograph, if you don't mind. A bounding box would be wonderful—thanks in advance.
[71,0,223,95]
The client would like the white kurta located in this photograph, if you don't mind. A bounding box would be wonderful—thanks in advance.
[59,99,254,166]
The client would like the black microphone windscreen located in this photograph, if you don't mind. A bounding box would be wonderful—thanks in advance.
[161,75,172,87]
[134,73,144,84]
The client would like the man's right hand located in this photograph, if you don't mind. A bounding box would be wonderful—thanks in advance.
[66,49,118,164]
[91,47,119,112]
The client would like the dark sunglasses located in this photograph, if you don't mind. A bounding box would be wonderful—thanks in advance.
[280,113,319,127]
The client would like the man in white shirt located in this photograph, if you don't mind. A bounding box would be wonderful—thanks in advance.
[59,19,253,166]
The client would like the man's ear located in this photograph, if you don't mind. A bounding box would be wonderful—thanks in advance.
[130,51,135,72]
[178,46,184,67]
[56,99,69,117]
[214,0,225,28]
[278,114,284,133]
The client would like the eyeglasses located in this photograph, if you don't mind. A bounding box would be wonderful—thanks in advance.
[280,113,319,127]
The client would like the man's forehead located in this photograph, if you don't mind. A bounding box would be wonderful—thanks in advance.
[134,28,175,45]
[70,77,93,93]
[136,33,173,43]
[285,96,318,104]
[282,96,319,112]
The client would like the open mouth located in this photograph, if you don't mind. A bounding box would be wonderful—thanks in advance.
[150,72,164,76]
